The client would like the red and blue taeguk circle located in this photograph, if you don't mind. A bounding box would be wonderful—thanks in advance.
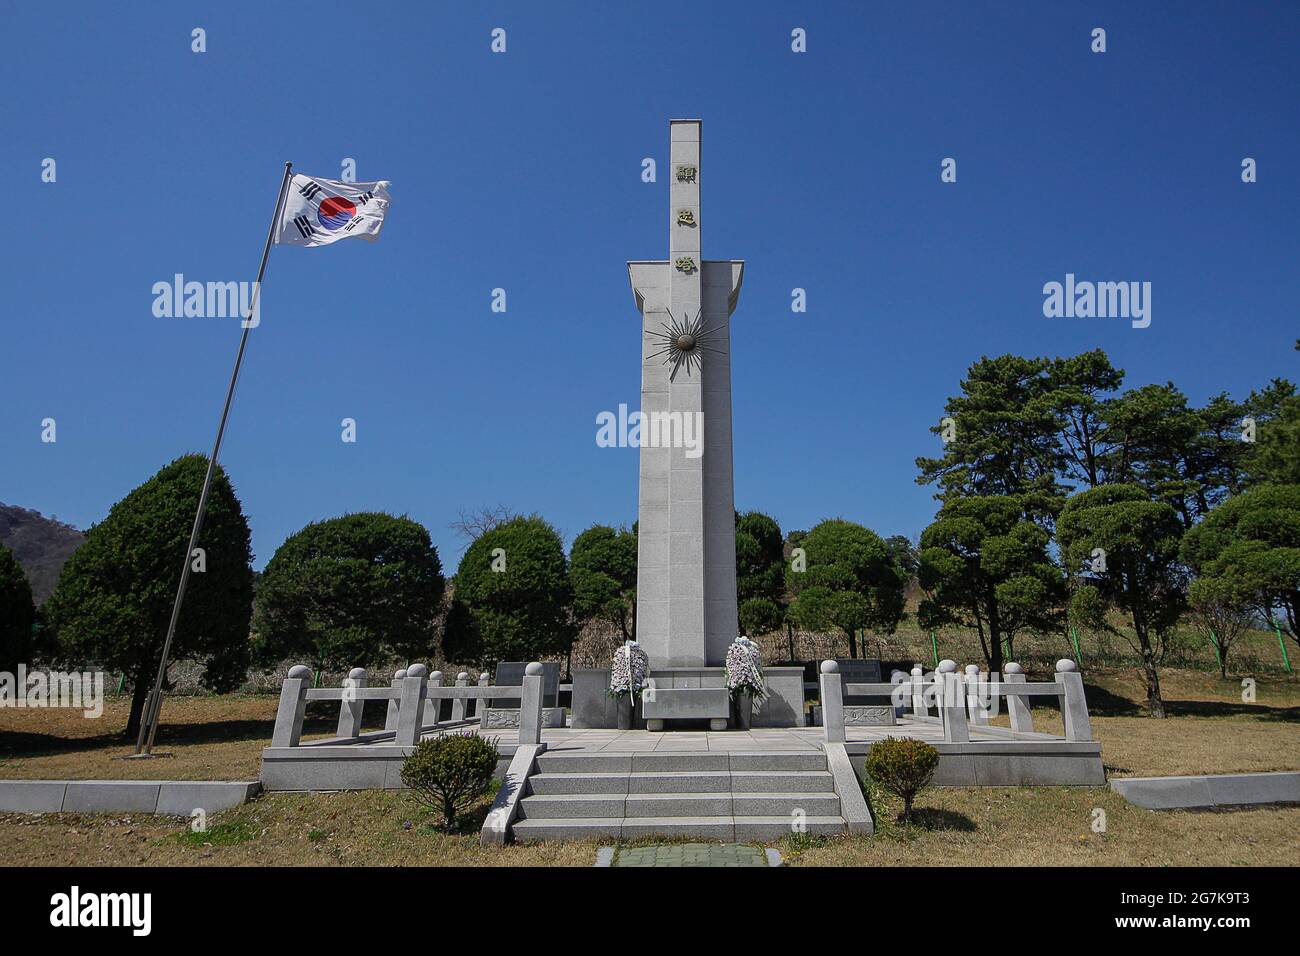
[317,196,357,230]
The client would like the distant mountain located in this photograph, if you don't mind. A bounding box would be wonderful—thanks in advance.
[0,503,85,604]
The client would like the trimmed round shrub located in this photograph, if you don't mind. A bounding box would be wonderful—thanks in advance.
[864,737,940,824]
[253,512,444,673]
[442,515,573,667]
[399,733,499,829]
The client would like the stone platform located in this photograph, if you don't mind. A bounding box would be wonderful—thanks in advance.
[458,723,1102,786]
[261,717,1103,791]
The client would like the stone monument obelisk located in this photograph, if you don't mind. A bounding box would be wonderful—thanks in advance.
[627,119,744,667]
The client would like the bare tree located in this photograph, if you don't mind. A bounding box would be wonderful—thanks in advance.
[449,505,518,544]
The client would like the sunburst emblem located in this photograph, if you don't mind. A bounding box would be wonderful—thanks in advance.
[646,309,723,381]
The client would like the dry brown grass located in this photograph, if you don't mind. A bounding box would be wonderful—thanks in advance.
[0,694,278,781]
[0,696,396,781]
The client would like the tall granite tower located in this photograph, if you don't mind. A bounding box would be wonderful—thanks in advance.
[627,120,744,667]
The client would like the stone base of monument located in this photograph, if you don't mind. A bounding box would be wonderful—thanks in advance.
[480,707,566,730]
[642,687,731,731]
[570,666,806,729]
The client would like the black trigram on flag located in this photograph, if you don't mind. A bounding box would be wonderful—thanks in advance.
[356,190,374,205]
[298,180,323,201]
[344,216,366,232]
[293,215,316,238]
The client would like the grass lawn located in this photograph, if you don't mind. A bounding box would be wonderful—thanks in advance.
[1,665,1296,866]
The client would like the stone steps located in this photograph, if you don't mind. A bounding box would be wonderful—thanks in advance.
[512,815,848,842]
[528,771,835,794]
[518,791,842,819]
[534,751,826,774]
[512,750,848,842]
[528,772,631,795]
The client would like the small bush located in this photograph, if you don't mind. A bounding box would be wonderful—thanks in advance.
[864,737,939,824]
[400,733,499,830]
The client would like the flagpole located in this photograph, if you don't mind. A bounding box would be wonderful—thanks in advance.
[134,161,294,755]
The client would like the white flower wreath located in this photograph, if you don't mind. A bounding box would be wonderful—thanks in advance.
[609,641,649,698]
[725,635,766,699]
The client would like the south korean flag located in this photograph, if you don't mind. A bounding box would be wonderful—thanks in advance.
[277,174,392,247]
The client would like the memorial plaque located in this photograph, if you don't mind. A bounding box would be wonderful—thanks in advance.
[491,661,560,709]
[834,658,890,706]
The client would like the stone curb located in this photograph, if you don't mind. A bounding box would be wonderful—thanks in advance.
[1110,771,1300,810]
[480,743,545,846]
[824,742,874,835]
[0,780,261,815]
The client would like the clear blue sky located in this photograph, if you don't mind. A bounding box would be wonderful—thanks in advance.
[4,1,1297,571]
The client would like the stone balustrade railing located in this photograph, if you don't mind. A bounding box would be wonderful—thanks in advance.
[270,661,547,749]
[818,658,1092,744]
